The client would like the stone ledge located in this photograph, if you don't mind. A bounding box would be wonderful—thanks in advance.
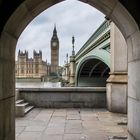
[17,87,106,93]
[17,87,106,108]
[107,73,128,84]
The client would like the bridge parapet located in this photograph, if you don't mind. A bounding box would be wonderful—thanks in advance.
[75,20,111,62]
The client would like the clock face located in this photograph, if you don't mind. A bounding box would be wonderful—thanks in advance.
[52,42,57,47]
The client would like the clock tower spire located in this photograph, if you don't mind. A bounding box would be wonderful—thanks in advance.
[51,24,59,73]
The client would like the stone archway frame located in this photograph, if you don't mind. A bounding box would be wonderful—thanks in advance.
[0,0,140,140]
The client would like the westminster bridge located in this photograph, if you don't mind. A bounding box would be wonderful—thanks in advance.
[63,19,127,114]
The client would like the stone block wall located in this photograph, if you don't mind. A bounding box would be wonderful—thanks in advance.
[17,87,106,108]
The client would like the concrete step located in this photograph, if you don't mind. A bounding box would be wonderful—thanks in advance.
[109,136,127,140]
[25,106,34,114]
[16,99,24,104]
[16,100,34,117]
[16,102,29,107]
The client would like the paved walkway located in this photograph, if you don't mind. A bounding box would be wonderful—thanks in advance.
[16,108,127,140]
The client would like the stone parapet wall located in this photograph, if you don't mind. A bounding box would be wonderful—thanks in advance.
[17,87,106,108]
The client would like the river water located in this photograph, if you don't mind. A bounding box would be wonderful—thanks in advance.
[16,82,61,88]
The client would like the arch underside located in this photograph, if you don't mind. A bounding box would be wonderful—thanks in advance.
[77,58,110,87]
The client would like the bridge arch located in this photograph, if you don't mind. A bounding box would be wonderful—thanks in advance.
[0,0,140,140]
[76,56,110,87]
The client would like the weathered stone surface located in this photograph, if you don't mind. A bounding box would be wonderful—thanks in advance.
[16,108,127,140]
[107,23,128,114]
[107,83,127,113]
[0,32,16,60]
[110,22,127,73]
[127,31,140,62]
[107,74,127,84]
[25,0,56,17]
[4,3,33,38]
[0,32,16,100]
[18,87,106,108]
[17,132,42,140]
[128,60,140,101]
[41,134,63,140]
[88,0,118,18]
[127,37,133,63]
[128,97,140,140]
[110,2,139,38]
[0,97,15,140]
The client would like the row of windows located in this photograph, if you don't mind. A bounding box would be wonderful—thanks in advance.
[16,66,49,71]
[16,69,38,74]
[16,65,39,68]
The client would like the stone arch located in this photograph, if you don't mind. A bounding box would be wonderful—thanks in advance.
[0,0,140,140]
[76,57,110,87]
[75,55,110,85]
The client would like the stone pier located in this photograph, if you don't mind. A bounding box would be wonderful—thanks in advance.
[107,23,128,113]
[69,55,75,86]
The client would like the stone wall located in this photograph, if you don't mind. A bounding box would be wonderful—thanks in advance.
[17,87,106,108]
[106,22,128,114]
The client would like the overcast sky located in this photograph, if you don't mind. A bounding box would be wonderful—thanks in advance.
[16,0,105,66]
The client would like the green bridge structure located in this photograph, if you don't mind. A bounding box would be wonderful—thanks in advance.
[62,20,111,87]
[75,20,111,87]
[62,19,128,114]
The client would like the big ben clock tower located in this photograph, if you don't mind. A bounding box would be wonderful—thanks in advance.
[51,25,59,73]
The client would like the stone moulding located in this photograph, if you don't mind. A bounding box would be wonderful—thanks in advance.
[107,73,128,84]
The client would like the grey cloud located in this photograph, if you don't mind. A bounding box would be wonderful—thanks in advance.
[16,0,104,66]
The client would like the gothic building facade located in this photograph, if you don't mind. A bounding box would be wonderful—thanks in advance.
[15,26,60,81]
[15,50,51,80]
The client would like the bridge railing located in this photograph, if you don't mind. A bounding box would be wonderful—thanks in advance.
[76,20,111,58]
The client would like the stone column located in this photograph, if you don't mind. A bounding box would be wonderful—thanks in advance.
[69,55,75,86]
[127,30,140,140]
[106,22,128,113]
[0,32,16,140]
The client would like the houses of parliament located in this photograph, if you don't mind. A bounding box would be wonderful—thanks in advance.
[15,26,61,81]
